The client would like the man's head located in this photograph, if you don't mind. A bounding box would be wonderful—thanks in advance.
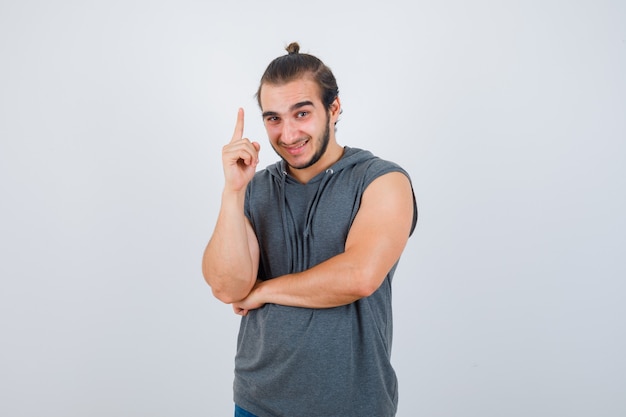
[256,42,339,113]
[256,43,344,183]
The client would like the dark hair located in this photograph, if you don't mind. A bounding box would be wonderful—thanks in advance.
[255,42,339,111]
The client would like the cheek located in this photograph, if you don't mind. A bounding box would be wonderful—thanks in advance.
[264,124,281,139]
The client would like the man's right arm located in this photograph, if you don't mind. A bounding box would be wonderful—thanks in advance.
[202,108,261,304]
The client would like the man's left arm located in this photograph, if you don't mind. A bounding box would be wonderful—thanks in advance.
[232,171,415,315]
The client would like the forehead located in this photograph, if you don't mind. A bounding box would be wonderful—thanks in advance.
[259,77,322,112]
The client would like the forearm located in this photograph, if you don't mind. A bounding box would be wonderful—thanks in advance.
[254,249,384,309]
[202,190,257,303]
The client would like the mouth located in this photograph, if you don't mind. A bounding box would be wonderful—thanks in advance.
[283,139,309,155]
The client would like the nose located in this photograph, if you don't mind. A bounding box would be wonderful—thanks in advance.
[280,119,300,145]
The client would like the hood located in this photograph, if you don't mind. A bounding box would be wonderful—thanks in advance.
[265,146,376,183]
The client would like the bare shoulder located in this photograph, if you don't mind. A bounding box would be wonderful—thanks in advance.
[364,171,414,207]
[357,171,416,236]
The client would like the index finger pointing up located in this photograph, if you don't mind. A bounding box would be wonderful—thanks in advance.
[231,107,244,143]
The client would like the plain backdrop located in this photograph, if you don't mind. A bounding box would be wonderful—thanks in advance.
[1,1,625,416]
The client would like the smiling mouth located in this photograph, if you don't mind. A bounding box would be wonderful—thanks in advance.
[283,139,309,153]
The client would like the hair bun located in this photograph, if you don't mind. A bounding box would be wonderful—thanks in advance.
[286,42,300,55]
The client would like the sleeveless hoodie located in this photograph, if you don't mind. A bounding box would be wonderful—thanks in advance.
[235,146,418,417]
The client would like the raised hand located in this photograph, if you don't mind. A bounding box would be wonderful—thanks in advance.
[221,108,261,192]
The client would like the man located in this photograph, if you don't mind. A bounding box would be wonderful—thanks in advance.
[202,42,418,417]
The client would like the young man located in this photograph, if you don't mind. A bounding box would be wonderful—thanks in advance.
[202,42,418,417]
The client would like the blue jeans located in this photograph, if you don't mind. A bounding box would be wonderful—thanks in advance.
[235,404,259,417]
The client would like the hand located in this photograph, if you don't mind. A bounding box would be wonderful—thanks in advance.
[232,281,265,316]
[221,108,261,192]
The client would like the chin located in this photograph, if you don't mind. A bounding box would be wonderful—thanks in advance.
[285,157,311,171]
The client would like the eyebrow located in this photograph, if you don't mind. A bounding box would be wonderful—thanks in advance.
[262,100,315,119]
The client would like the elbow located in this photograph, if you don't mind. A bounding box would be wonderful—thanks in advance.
[211,287,240,304]
[353,282,380,299]
[205,274,252,304]
[202,264,237,303]
[201,252,256,304]
[352,270,385,299]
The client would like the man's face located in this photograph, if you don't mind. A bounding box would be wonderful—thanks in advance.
[260,77,336,172]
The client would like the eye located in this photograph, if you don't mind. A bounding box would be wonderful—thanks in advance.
[296,111,308,118]
[265,116,280,124]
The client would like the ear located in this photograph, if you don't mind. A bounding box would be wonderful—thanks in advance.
[329,96,341,121]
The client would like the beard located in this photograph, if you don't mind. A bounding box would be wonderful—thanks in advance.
[274,113,331,171]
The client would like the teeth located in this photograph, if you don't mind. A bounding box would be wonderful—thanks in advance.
[287,141,306,149]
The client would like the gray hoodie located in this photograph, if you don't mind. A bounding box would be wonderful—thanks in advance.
[235,147,417,417]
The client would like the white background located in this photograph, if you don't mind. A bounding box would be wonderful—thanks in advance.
[1,1,625,416]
